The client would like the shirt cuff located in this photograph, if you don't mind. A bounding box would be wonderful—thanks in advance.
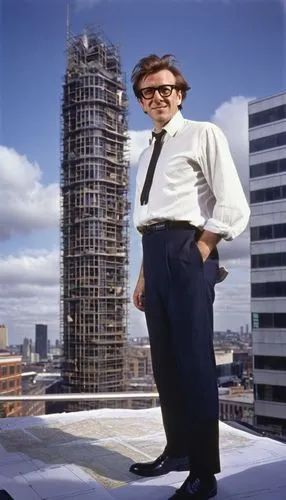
[203,219,236,241]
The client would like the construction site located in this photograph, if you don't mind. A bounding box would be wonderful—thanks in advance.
[60,28,130,411]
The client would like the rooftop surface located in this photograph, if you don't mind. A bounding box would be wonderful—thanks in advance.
[0,407,285,499]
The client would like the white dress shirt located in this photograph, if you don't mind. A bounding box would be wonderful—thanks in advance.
[133,111,250,240]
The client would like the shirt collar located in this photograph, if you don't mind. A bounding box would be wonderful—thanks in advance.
[150,110,184,144]
[162,110,185,137]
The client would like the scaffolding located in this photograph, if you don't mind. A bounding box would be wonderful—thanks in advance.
[60,29,130,411]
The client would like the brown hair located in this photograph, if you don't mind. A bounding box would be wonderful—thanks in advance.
[131,54,190,109]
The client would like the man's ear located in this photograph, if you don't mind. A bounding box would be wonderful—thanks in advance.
[177,90,182,107]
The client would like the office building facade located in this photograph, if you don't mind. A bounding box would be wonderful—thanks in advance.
[0,353,22,417]
[249,92,286,436]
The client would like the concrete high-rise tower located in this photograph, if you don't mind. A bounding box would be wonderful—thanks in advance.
[60,29,129,410]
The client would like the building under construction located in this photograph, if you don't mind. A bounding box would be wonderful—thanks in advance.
[60,29,130,411]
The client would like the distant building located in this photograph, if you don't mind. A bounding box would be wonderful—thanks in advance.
[21,373,46,417]
[215,349,233,366]
[22,337,32,362]
[249,91,286,437]
[127,344,153,380]
[0,325,8,350]
[35,324,48,360]
[125,343,157,409]
[233,350,253,376]
[21,372,61,417]
[219,387,254,425]
[0,353,22,417]
[30,352,40,363]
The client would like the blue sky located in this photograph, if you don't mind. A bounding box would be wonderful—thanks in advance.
[0,0,284,344]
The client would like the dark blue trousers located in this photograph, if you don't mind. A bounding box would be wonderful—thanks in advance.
[143,227,221,476]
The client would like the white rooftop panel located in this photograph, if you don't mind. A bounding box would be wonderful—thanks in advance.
[0,407,285,499]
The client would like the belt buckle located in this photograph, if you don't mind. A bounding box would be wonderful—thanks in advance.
[154,222,167,231]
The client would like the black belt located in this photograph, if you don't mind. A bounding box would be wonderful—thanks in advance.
[138,220,198,234]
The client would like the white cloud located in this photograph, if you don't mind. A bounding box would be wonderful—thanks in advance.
[210,96,253,328]
[211,97,251,251]
[129,130,150,166]
[215,278,251,331]
[0,249,60,343]
[211,95,254,195]
[219,228,250,265]
[0,146,59,241]
[0,249,59,287]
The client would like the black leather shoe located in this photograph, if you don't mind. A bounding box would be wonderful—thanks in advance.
[169,475,217,499]
[129,450,189,477]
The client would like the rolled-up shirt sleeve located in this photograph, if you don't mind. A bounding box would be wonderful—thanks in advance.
[199,123,250,241]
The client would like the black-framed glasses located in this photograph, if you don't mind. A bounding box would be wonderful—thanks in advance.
[138,85,178,100]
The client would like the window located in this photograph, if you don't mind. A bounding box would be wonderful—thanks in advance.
[249,132,286,153]
[250,185,286,204]
[252,313,286,328]
[250,158,286,178]
[249,105,286,128]
[1,367,7,376]
[0,404,5,418]
[252,313,259,329]
[254,355,286,370]
[256,415,286,432]
[251,282,286,297]
[256,384,286,403]
[251,252,286,268]
[250,223,286,241]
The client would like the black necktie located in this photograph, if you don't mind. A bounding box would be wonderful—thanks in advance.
[140,130,166,206]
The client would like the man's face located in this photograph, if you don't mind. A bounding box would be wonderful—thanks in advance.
[138,69,182,129]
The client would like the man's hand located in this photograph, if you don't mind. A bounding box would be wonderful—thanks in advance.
[133,276,145,312]
[196,240,211,262]
[196,229,222,262]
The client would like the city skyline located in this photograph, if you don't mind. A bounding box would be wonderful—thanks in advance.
[0,0,284,343]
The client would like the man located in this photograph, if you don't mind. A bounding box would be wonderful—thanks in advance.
[130,54,250,499]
